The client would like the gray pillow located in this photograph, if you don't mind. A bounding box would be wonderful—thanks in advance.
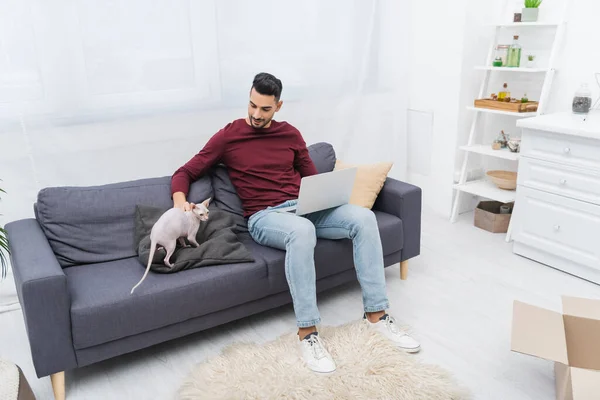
[210,164,248,233]
[134,205,254,273]
[209,142,336,228]
[308,142,337,174]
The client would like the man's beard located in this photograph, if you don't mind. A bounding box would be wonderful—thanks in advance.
[249,115,271,129]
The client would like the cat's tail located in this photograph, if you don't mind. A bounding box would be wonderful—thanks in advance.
[131,239,157,294]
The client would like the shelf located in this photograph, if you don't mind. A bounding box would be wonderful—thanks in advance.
[460,144,520,161]
[496,22,559,28]
[475,66,549,73]
[467,106,537,117]
[453,179,516,203]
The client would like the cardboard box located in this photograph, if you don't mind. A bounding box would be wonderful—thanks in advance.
[474,201,513,233]
[511,297,600,400]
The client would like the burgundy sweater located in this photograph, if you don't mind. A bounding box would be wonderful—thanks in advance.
[171,118,318,217]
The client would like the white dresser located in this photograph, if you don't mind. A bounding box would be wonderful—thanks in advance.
[513,112,600,284]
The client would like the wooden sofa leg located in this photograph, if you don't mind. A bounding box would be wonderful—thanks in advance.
[400,261,408,280]
[51,371,65,400]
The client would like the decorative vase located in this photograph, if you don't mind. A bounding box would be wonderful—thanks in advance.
[521,8,539,22]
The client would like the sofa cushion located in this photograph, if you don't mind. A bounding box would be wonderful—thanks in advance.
[308,142,337,174]
[210,165,248,233]
[334,160,394,209]
[209,142,337,232]
[65,256,268,349]
[238,210,403,294]
[36,176,213,268]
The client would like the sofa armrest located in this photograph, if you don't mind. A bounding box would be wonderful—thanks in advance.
[6,219,77,378]
[373,178,422,261]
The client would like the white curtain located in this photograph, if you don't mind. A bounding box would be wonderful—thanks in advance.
[0,0,409,307]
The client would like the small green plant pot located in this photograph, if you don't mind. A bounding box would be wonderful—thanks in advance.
[522,7,539,22]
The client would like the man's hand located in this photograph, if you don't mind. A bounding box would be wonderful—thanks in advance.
[173,192,195,211]
[175,201,195,212]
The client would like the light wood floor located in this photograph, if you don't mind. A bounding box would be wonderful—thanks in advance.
[1,210,599,400]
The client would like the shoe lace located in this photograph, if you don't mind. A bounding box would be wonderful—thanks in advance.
[382,315,406,337]
[306,335,327,360]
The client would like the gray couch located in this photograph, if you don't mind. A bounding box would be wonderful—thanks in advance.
[6,142,421,383]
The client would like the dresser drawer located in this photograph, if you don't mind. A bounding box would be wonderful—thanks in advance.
[512,187,600,270]
[518,157,600,205]
[520,129,600,171]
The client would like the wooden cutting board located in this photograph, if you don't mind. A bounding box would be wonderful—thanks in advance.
[475,98,539,113]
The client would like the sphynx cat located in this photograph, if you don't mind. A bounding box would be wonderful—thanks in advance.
[130,198,211,294]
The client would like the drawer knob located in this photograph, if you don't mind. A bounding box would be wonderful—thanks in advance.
[560,179,567,185]
[563,147,571,154]
[554,225,561,231]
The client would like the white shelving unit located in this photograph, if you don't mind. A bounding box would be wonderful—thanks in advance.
[459,145,519,161]
[450,3,569,242]
[453,180,518,204]
[466,106,538,117]
[495,22,559,28]
[474,66,549,73]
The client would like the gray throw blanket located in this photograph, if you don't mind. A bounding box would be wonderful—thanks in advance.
[134,205,254,273]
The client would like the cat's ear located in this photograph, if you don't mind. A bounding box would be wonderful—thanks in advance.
[201,197,211,208]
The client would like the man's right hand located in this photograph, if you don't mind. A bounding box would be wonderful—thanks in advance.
[173,192,194,211]
[175,201,195,212]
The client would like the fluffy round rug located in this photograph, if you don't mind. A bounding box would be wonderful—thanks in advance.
[178,320,470,400]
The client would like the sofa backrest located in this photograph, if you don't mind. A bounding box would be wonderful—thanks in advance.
[36,176,212,267]
[35,142,335,268]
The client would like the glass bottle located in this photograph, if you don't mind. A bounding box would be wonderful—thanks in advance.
[506,35,522,68]
[495,45,510,66]
[572,83,593,114]
[498,83,510,101]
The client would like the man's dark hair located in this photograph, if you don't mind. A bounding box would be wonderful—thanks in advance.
[251,72,283,101]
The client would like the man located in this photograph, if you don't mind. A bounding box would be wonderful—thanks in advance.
[171,72,420,374]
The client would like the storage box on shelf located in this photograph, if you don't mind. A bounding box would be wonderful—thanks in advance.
[474,201,514,233]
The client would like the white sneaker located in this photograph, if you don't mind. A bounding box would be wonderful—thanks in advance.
[297,332,337,374]
[365,313,421,353]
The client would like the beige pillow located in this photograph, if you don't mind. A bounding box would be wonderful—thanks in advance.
[334,159,393,209]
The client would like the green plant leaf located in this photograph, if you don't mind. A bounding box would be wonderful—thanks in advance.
[0,255,7,280]
[0,232,8,249]
[524,0,542,8]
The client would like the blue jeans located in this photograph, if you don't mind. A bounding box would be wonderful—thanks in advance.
[248,200,390,328]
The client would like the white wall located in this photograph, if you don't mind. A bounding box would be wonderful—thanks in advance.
[406,0,469,217]
[546,0,600,112]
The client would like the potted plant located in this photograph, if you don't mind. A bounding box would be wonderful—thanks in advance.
[523,0,542,22]
[0,182,8,282]
[526,54,536,68]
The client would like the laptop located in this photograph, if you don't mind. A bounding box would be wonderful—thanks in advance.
[276,167,358,216]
